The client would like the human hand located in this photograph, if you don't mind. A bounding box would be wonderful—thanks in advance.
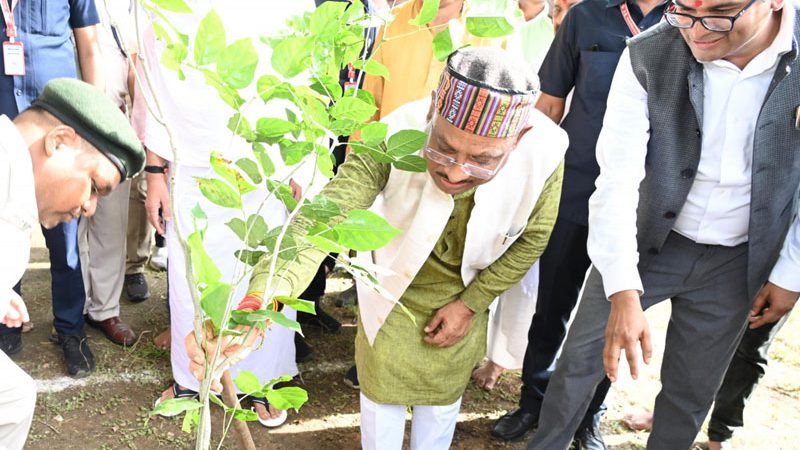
[603,290,652,382]
[0,290,29,328]
[748,282,799,329]
[186,320,264,392]
[145,171,171,235]
[289,178,302,202]
[423,299,475,348]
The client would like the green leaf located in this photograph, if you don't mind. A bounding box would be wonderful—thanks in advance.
[359,122,388,146]
[227,113,256,142]
[265,386,308,411]
[349,141,394,164]
[310,75,343,100]
[317,152,335,178]
[392,154,428,172]
[309,1,347,37]
[330,96,377,122]
[217,38,258,89]
[329,119,361,136]
[257,75,295,103]
[202,69,244,110]
[305,224,347,253]
[432,26,456,61]
[275,296,316,314]
[352,59,390,80]
[386,129,428,157]
[409,0,440,26]
[264,375,293,388]
[210,152,256,194]
[152,0,192,13]
[194,10,225,65]
[279,141,314,166]
[300,195,342,222]
[466,16,514,38]
[235,249,266,266]
[271,37,313,79]
[226,218,246,241]
[232,409,259,421]
[332,210,401,251]
[245,214,268,248]
[200,282,231,330]
[195,177,242,209]
[234,371,262,395]
[256,118,298,140]
[181,409,200,433]
[236,158,262,184]
[252,143,275,177]
[190,203,207,220]
[160,42,188,74]
[150,397,202,417]
[187,230,222,285]
[266,181,298,212]
[242,309,302,333]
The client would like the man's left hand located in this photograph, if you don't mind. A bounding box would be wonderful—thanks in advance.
[423,299,474,348]
[748,282,799,329]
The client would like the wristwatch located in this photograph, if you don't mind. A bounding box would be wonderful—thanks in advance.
[144,165,168,174]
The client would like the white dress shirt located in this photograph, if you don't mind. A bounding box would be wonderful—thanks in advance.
[0,116,38,318]
[588,6,800,298]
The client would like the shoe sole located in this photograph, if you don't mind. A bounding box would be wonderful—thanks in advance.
[342,377,360,390]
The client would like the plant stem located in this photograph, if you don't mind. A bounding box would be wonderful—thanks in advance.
[221,371,256,450]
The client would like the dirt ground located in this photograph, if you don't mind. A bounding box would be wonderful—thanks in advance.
[12,231,800,450]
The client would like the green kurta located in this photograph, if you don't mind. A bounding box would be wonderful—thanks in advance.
[249,152,564,405]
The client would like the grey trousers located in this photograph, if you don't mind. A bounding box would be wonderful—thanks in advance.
[126,173,153,275]
[79,179,131,321]
[528,232,752,450]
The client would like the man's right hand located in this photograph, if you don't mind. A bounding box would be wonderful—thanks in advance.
[603,289,652,382]
[145,171,171,235]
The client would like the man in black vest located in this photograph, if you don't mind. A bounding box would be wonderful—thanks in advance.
[528,0,800,449]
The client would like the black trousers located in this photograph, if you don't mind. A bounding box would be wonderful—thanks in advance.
[707,313,789,441]
[519,218,610,429]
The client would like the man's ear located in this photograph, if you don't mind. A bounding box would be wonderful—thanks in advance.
[43,126,80,157]
[426,90,437,122]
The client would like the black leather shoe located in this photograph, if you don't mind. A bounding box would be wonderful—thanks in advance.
[492,408,538,441]
[60,334,95,378]
[571,426,607,450]
[0,333,22,355]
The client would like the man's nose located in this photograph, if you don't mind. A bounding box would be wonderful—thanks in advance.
[444,163,471,183]
[82,196,98,217]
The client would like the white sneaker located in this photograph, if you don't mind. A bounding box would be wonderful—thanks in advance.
[149,247,168,271]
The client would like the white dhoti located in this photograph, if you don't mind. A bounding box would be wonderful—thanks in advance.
[0,351,36,450]
[167,166,298,392]
[487,262,539,369]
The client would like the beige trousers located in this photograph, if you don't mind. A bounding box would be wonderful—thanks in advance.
[0,351,36,450]
[125,173,153,275]
[79,179,131,321]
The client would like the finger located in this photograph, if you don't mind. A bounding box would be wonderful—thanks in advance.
[626,341,640,380]
[424,327,447,347]
[749,308,780,329]
[424,312,444,334]
[749,289,768,317]
[603,340,621,383]
[161,198,172,223]
[641,326,653,365]
[146,205,164,234]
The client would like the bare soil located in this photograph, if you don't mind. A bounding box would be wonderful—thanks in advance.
[13,233,800,449]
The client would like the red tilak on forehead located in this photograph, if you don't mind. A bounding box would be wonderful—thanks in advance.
[693,0,703,7]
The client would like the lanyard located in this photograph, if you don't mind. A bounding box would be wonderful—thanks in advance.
[1,0,18,41]
[620,1,641,36]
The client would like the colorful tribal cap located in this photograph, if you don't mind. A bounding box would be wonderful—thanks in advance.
[435,47,539,138]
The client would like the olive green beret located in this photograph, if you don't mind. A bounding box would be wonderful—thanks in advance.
[31,78,145,179]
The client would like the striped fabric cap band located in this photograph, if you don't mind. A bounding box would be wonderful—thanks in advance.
[434,69,537,138]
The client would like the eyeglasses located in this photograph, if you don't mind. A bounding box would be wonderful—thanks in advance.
[422,145,509,180]
[665,0,758,32]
